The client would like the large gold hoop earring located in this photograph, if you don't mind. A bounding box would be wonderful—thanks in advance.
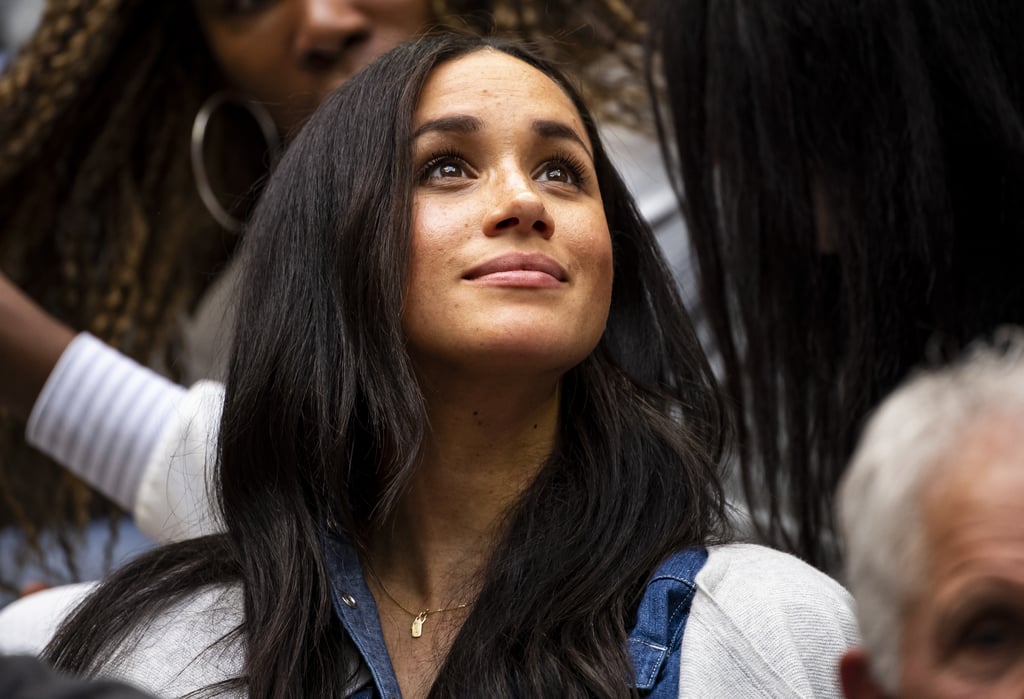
[190,91,281,232]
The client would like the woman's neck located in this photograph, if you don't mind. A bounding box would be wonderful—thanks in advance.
[363,371,562,698]
[367,371,561,607]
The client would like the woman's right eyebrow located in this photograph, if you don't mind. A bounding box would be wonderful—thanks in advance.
[413,115,482,139]
[531,119,592,159]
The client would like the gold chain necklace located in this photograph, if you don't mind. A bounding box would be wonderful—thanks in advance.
[368,567,469,638]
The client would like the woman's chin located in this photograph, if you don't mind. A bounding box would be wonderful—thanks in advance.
[413,337,596,383]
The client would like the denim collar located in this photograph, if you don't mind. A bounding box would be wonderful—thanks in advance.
[322,527,400,698]
[322,527,707,697]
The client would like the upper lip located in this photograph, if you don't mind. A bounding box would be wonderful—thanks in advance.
[463,252,568,282]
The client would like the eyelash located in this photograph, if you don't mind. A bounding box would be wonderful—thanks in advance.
[417,148,467,183]
[544,150,589,188]
[416,149,590,188]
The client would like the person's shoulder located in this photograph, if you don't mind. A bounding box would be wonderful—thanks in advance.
[109,583,244,697]
[700,542,854,608]
[678,543,860,698]
[0,582,96,655]
[696,543,859,642]
[0,581,244,697]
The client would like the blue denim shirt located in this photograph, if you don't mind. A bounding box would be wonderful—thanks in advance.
[322,529,707,698]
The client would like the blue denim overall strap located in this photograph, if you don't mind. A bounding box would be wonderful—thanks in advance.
[323,526,707,698]
[627,547,708,697]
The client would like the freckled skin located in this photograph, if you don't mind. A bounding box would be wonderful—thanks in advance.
[375,57,614,699]
[192,0,431,132]
[899,415,1024,698]
[402,51,614,385]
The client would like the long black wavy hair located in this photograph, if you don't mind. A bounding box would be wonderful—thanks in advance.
[645,0,1024,568]
[45,33,729,697]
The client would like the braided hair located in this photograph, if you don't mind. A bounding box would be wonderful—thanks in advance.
[0,0,243,592]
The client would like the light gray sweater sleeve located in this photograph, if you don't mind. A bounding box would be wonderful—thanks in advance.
[133,380,225,543]
[25,333,186,511]
[679,544,860,698]
[0,581,245,698]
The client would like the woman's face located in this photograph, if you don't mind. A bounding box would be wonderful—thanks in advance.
[192,0,432,132]
[403,50,614,380]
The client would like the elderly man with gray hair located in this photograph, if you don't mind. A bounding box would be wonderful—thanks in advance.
[837,333,1024,698]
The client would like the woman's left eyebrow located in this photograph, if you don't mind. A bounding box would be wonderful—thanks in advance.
[532,119,592,159]
[413,115,482,139]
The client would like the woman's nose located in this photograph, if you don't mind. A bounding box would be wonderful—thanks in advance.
[483,175,555,239]
[293,0,371,69]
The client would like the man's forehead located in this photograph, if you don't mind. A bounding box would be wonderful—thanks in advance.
[921,417,1024,569]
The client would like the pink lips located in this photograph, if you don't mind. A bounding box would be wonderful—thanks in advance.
[463,252,568,288]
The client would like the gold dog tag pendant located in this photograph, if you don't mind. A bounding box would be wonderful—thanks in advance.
[411,611,428,638]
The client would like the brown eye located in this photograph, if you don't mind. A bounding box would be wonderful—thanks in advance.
[429,161,466,179]
[533,153,588,188]
[418,151,472,184]
[538,164,575,184]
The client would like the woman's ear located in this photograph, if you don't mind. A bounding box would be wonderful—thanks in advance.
[839,648,892,699]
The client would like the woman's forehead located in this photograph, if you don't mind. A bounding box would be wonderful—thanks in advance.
[413,50,586,136]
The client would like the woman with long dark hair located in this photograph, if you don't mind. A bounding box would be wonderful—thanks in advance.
[0,34,855,697]
[644,0,1024,569]
[0,0,674,596]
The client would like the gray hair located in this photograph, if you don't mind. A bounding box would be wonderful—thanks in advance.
[838,329,1024,693]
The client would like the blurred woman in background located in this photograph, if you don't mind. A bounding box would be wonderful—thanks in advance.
[644,0,1024,568]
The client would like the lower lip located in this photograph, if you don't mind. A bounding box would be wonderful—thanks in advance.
[467,271,564,288]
